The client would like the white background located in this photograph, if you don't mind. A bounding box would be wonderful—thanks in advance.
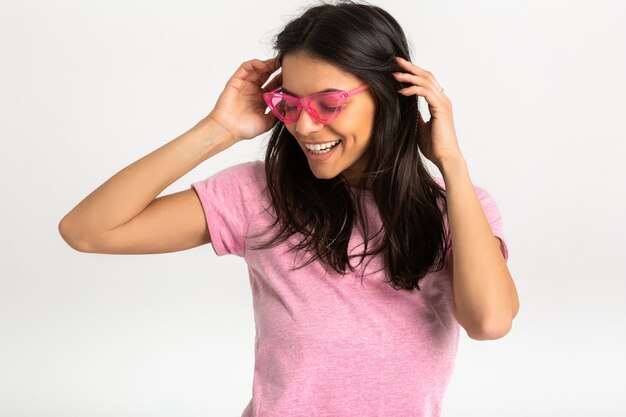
[1,0,625,416]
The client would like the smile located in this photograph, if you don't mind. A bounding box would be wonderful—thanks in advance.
[304,139,342,153]
[303,139,342,161]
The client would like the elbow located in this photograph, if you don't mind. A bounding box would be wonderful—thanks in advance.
[58,215,93,253]
[469,292,520,341]
[468,318,514,341]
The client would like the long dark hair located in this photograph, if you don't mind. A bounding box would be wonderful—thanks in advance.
[249,0,450,292]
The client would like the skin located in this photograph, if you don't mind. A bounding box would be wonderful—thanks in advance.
[280,51,377,187]
[58,50,518,339]
[232,53,518,339]
[392,56,519,339]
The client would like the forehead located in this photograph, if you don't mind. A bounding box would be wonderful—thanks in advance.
[281,52,359,97]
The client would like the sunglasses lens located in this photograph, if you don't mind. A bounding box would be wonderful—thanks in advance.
[264,95,289,122]
[311,95,344,123]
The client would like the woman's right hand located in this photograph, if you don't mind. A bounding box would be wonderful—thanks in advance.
[206,57,283,142]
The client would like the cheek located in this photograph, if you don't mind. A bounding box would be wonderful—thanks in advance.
[348,105,375,139]
[351,118,374,147]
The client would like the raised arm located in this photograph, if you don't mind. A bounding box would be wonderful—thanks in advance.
[58,57,282,254]
[58,117,234,253]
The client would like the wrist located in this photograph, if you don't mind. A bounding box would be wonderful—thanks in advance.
[197,116,238,147]
[437,154,467,176]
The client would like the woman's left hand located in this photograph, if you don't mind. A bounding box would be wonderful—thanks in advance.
[393,56,463,169]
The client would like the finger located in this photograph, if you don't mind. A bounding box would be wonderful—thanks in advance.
[262,70,283,92]
[395,57,442,91]
[258,61,282,88]
[240,59,278,85]
[264,56,281,70]
[395,56,430,77]
[398,85,443,101]
[392,72,440,93]
[262,63,283,90]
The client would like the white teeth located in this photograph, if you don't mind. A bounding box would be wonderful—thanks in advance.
[305,139,340,151]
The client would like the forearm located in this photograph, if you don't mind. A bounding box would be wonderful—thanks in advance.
[61,116,236,235]
[440,156,519,338]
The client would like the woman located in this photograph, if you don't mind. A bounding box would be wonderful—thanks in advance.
[59,1,519,415]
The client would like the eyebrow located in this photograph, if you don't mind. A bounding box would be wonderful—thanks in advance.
[280,87,343,97]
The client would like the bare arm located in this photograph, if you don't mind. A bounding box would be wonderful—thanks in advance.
[58,57,282,254]
[58,117,235,253]
[442,157,518,340]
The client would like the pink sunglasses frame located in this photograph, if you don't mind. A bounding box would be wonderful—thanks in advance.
[263,84,370,125]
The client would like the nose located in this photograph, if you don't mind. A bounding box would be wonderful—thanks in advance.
[294,107,324,136]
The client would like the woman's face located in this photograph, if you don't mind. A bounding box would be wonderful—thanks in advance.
[280,51,376,187]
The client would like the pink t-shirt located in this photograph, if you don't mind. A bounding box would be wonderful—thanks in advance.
[191,160,509,417]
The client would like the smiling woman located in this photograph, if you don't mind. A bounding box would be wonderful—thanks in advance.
[269,52,376,182]
[58,0,516,416]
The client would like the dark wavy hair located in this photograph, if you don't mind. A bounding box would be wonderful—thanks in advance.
[249,0,450,292]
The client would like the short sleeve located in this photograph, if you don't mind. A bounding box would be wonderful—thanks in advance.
[191,160,264,258]
[443,184,509,266]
